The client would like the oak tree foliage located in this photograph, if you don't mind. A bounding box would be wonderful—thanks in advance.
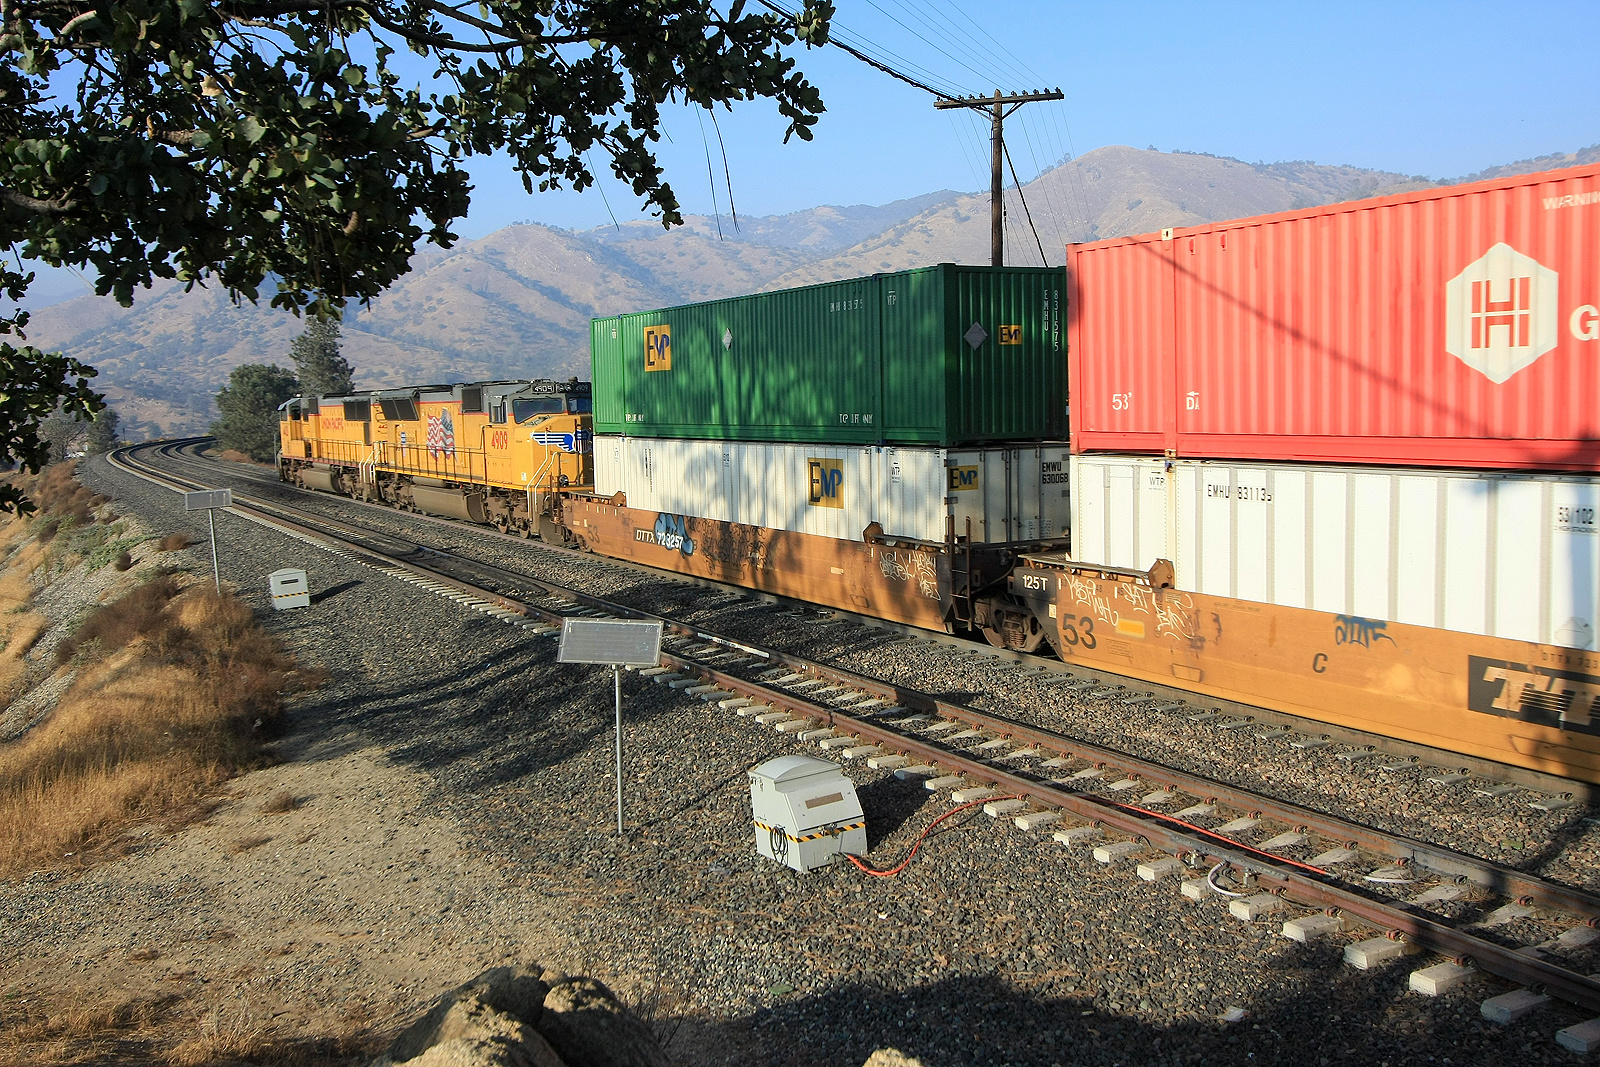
[1,0,835,507]
[211,362,298,461]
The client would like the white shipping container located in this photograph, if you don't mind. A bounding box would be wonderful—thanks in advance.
[595,436,1071,545]
[1070,454,1600,649]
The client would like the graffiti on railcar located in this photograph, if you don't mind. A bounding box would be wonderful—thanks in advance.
[879,548,940,599]
[1064,574,1203,644]
[1334,615,1397,649]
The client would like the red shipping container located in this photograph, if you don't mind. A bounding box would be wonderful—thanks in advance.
[1067,162,1600,470]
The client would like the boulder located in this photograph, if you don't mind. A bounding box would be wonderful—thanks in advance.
[377,964,561,1067]
[538,976,670,1067]
[862,1051,925,1067]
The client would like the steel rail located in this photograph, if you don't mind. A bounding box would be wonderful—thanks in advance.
[114,441,1600,1010]
[648,656,1600,1012]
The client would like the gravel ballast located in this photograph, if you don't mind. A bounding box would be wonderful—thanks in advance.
[1,452,1588,1065]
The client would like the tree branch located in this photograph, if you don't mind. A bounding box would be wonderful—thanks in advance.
[0,186,76,214]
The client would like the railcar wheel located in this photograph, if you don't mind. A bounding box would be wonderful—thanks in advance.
[978,600,1049,655]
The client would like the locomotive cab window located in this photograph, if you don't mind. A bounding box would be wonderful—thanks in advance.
[513,397,564,424]
[343,400,371,422]
[488,397,507,425]
[566,396,593,414]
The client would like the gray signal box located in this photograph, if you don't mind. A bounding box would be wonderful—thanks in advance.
[748,755,867,873]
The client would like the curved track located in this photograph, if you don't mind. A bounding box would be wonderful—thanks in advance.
[111,438,1600,1012]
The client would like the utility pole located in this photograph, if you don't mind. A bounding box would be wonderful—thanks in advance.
[935,89,1064,266]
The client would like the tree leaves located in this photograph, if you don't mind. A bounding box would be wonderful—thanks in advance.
[1,0,832,508]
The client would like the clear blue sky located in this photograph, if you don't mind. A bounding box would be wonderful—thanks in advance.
[463,0,1600,238]
[24,0,1600,302]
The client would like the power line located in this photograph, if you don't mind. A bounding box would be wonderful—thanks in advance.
[1003,139,1048,266]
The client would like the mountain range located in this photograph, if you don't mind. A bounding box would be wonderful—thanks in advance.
[22,142,1600,438]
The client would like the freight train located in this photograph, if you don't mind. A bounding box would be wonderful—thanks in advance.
[279,164,1600,787]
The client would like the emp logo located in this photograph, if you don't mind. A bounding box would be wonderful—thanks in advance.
[644,324,673,372]
[1445,243,1558,384]
[808,458,844,509]
[947,466,979,491]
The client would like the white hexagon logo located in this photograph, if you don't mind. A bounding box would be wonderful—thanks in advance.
[1445,242,1560,384]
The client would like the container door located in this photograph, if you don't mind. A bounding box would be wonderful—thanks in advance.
[1041,444,1071,539]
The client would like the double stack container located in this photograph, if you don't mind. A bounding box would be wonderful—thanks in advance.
[595,437,1072,545]
[1070,453,1600,650]
[591,264,1064,445]
[1066,162,1600,471]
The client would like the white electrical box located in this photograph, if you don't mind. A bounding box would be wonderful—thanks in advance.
[748,755,867,873]
[268,568,311,610]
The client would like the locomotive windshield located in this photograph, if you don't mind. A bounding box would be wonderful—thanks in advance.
[513,397,564,423]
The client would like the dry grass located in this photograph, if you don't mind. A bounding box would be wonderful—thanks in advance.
[0,580,307,881]
[0,994,178,1065]
[260,789,299,814]
[54,573,183,665]
[156,532,196,552]
[12,464,101,527]
[113,550,133,572]
[0,993,380,1067]
[216,449,259,465]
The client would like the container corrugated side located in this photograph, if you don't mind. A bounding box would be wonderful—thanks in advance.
[594,436,1069,545]
[879,264,1064,443]
[591,316,626,434]
[592,265,1064,446]
[1067,162,1600,471]
[1070,453,1600,648]
[604,276,881,444]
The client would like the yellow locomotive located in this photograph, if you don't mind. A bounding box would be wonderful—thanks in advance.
[278,378,593,538]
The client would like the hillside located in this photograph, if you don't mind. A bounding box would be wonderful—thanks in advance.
[22,144,1593,437]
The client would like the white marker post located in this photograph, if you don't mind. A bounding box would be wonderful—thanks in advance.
[556,618,664,835]
[183,489,233,592]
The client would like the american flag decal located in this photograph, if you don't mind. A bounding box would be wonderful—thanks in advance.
[427,410,455,457]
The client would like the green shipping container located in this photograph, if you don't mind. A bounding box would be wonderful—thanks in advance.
[591,264,1063,445]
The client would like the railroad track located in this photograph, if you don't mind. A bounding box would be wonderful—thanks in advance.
[111,440,1600,1031]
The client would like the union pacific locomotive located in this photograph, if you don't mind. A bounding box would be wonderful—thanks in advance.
[279,378,592,539]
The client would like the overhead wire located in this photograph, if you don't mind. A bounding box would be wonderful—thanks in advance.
[1004,140,1049,266]
[760,0,1087,255]
[931,0,1093,231]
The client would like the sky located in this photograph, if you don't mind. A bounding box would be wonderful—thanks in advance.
[22,0,1600,303]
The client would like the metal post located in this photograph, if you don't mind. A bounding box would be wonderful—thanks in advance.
[933,88,1064,269]
[990,91,1004,266]
[208,508,220,593]
[613,665,625,835]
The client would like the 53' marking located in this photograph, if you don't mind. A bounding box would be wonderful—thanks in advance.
[1059,615,1097,650]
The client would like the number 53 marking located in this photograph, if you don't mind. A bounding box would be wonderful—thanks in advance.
[1060,615,1097,650]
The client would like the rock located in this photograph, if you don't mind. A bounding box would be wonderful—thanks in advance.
[538,977,670,1067]
[381,964,559,1067]
[863,1051,925,1067]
